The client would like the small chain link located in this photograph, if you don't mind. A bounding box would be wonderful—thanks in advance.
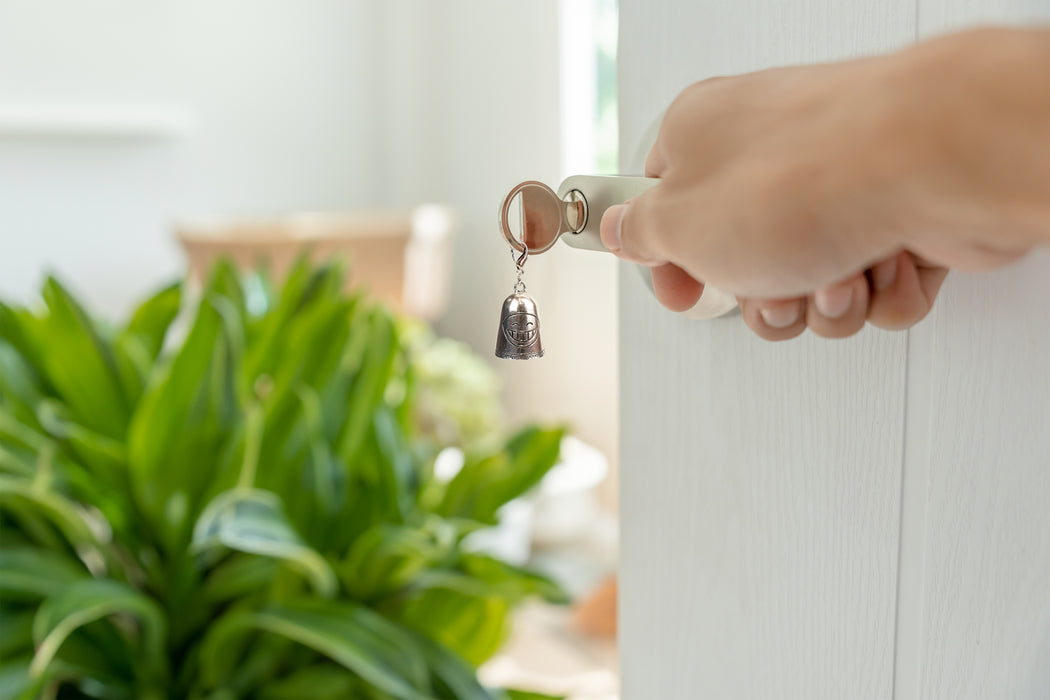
[510,246,527,294]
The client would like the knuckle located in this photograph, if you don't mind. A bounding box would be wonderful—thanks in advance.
[625,190,669,255]
[661,76,731,142]
[764,326,807,342]
[809,319,866,339]
[681,75,729,99]
[742,303,806,342]
[868,302,928,330]
[868,308,927,331]
[867,287,934,330]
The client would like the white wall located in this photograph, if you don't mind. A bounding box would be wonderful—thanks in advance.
[0,0,385,315]
[0,0,619,477]
[374,0,619,476]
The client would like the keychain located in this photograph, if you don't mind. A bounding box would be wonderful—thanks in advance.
[494,245,544,359]
[494,176,737,360]
[494,180,586,360]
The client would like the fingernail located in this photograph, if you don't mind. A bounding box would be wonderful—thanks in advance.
[759,302,801,329]
[872,257,898,291]
[602,204,626,251]
[814,285,854,319]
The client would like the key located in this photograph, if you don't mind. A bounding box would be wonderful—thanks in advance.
[495,176,736,360]
[498,176,657,254]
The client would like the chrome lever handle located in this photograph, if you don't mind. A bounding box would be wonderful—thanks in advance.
[555,175,657,252]
[556,174,738,319]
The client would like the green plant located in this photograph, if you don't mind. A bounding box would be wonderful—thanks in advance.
[0,259,567,700]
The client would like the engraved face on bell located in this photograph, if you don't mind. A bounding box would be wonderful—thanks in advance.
[505,312,538,345]
[495,292,544,359]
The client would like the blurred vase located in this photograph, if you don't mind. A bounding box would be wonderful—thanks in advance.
[175,205,453,320]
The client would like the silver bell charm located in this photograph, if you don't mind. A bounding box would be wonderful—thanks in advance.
[495,292,544,359]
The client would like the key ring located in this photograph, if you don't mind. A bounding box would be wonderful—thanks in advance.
[499,180,574,255]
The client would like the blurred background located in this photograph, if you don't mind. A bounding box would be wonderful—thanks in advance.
[0,1,620,697]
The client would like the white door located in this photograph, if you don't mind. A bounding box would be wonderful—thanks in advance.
[617,2,1050,698]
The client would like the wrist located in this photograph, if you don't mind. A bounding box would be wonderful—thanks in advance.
[891,27,1050,252]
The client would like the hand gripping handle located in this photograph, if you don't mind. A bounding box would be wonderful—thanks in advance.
[556,174,738,319]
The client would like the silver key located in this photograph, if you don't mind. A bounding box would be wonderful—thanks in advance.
[498,180,587,255]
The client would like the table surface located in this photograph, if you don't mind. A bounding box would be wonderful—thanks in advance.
[480,602,619,700]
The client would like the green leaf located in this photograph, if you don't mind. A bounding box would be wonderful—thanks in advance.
[0,657,38,700]
[337,310,399,468]
[457,555,568,605]
[256,664,358,700]
[0,405,51,455]
[0,477,108,570]
[408,560,567,608]
[0,259,560,699]
[0,304,49,395]
[127,295,240,547]
[396,588,510,666]
[200,554,280,605]
[36,278,130,438]
[223,634,296,697]
[192,489,337,598]
[115,281,183,402]
[412,633,497,700]
[296,385,343,520]
[502,691,565,700]
[120,282,183,363]
[0,342,46,428]
[0,609,34,659]
[244,259,345,383]
[0,423,129,546]
[36,399,126,488]
[317,302,371,428]
[205,260,249,334]
[373,405,419,518]
[31,628,137,698]
[339,520,454,600]
[200,602,432,700]
[265,295,352,401]
[0,444,34,478]
[30,578,167,687]
[437,427,564,525]
[126,294,223,491]
[0,548,88,600]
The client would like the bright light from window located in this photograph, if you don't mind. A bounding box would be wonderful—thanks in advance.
[559,0,618,178]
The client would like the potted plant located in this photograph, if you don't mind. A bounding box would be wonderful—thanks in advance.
[0,259,566,700]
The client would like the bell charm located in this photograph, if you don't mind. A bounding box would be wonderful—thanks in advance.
[495,292,544,359]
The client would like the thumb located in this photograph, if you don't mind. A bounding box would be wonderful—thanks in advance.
[599,191,666,265]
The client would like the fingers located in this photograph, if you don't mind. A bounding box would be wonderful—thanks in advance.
[741,273,868,341]
[645,139,668,178]
[600,188,671,266]
[866,252,949,330]
[805,274,870,338]
[600,183,948,340]
[650,263,704,312]
[738,256,948,342]
[602,200,704,312]
[599,203,628,254]
[740,298,808,341]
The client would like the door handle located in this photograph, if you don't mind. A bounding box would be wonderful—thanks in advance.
[555,173,738,319]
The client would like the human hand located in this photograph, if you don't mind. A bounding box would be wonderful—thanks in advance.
[601,28,1050,340]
